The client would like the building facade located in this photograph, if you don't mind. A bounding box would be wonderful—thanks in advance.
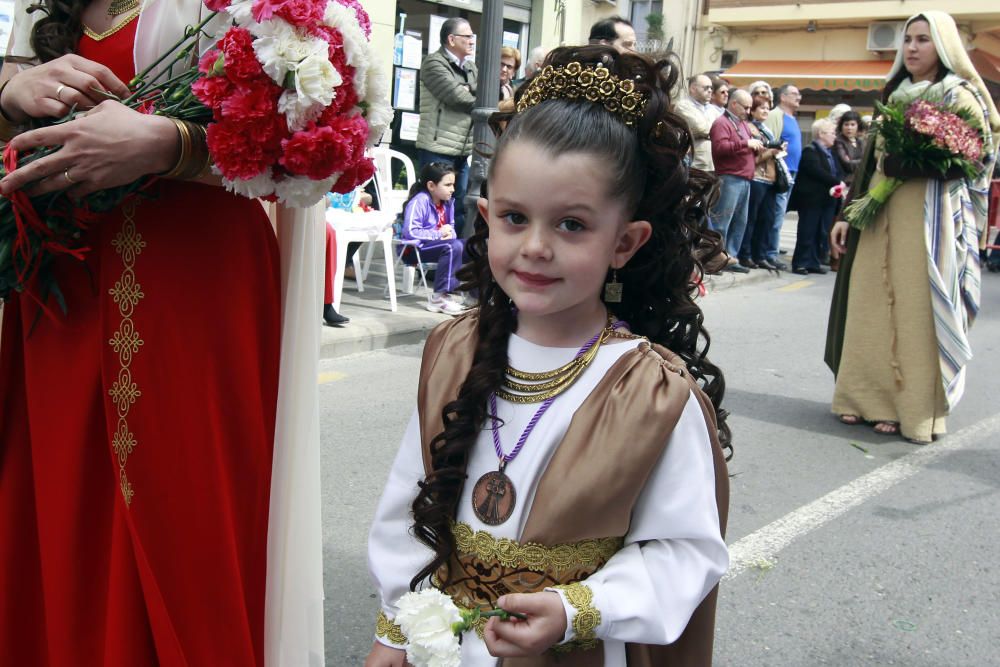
[696,0,1000,127]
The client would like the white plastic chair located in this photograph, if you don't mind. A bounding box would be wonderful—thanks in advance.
[328,208,397,312]
[370,146,416,218]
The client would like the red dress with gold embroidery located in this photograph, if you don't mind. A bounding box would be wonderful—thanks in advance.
[0,16,280,665]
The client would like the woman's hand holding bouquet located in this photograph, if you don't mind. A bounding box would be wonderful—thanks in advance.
[0,0,391,309]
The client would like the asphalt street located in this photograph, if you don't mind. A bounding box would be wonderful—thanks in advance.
[319,269,1000,666]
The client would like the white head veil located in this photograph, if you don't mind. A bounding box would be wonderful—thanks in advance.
[886,11,1000,148]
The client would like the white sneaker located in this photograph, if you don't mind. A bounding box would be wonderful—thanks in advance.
[445,292,475,310]
[426,293,466,316]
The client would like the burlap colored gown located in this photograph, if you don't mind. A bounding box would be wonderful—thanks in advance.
[831,172,947,443]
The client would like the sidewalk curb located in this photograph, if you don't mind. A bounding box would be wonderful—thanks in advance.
[320,310,449,359]
[320,270,784,359]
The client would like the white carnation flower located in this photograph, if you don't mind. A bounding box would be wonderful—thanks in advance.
[252,20,326,85]
[296,53,340,104]
[322,1,370,94]
[218,167,277,199]
[225,0,255,26]
[275,175,337,208]
[277,89,324,133]
[362,57,392,147]
[394,590,462,667]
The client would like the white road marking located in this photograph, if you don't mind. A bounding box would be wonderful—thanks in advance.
[725,413,1000,580]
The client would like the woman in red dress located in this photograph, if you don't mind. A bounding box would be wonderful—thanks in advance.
[0,1,282,663]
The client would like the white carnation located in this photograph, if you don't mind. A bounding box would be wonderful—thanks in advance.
[296,53,340,103]
[277,89,324,133]
[275,175,337,208]
[322,1,370,94]
[252,20,326,85]
[218,167,277,200]
[362,57,392,147]
[225,0,255,26]
[394,590,462,667]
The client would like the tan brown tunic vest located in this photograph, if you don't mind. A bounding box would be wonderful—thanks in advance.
[417,316,730,667]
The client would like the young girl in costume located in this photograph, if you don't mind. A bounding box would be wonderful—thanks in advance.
[402,162,468,316]
[366,46,731,667]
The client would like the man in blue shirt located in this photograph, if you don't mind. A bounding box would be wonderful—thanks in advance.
[763,84,802,270]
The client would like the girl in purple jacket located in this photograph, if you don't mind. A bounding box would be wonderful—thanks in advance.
[402,162,468,315]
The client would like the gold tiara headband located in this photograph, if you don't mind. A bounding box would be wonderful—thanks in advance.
[515,61,648,127]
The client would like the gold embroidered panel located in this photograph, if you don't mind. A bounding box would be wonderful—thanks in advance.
[108,200,145,505]
[438,522,621,649]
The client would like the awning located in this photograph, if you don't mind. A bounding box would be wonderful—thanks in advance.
[968,48,1000,84]
[722,60,894,92]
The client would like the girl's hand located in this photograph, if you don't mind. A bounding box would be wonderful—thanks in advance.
[483,592,568,658]
[440,224,456,240]
[363,641,411,667]
[1,54,130,122]
[830,220,850,256]
[0,100,179,199]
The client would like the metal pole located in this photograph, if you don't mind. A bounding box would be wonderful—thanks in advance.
[464,0,503,237]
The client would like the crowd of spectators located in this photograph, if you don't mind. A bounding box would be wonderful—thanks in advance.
[673,71,875,276]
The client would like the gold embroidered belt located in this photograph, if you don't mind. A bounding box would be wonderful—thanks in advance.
[436,522,622,645]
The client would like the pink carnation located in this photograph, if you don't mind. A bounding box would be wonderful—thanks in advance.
[203,0,231,11]
[905,99,983,162]
[218,27,266,85]
[279,115,368,180]
[192,75,235,113]
[253,0,324,26]
[331,156,375,194]
[310,24,347,70]
[207,119,276,181]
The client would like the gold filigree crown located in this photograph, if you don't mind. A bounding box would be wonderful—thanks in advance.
[515,61,648,127]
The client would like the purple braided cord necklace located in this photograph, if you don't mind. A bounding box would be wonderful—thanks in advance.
[489,319,627,466]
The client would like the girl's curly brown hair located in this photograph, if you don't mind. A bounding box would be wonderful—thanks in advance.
[409,45,729,590]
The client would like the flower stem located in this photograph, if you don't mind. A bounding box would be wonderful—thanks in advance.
[128,12,219,93]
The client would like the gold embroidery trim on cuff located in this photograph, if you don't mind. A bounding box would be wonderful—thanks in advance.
[553,582,601,650]
[452,521,622,573]
[375,610,407,645]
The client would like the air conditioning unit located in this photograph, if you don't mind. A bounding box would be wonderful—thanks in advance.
[867,21,904,51]
[591,0,617,5]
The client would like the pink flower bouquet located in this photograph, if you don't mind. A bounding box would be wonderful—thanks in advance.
[843,97,984,230]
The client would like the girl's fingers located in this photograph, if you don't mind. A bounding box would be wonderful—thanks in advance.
[483,617,528,657]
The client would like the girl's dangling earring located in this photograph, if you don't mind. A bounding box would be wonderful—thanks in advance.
[604,268,623,303]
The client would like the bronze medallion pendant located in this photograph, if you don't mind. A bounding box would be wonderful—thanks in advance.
[471,467,516,526]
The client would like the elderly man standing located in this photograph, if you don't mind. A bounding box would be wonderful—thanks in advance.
[417,17,478,235]
[762,84,803,270]
[709,88,763,272]
[524,46,547,78]
[675,74,716,173]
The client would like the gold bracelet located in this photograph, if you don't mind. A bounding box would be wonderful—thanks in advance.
[161,118,212,180]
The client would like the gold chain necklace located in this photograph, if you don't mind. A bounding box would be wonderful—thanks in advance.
[497,318,615,404]
[108,0,140,17]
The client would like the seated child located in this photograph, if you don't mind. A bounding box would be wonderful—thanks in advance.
[366,46,731,667]
[401,162,468,316]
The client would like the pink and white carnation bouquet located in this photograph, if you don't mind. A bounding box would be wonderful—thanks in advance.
[843,97,984,230]
[0,0,390,305]
[196,0,392,206]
